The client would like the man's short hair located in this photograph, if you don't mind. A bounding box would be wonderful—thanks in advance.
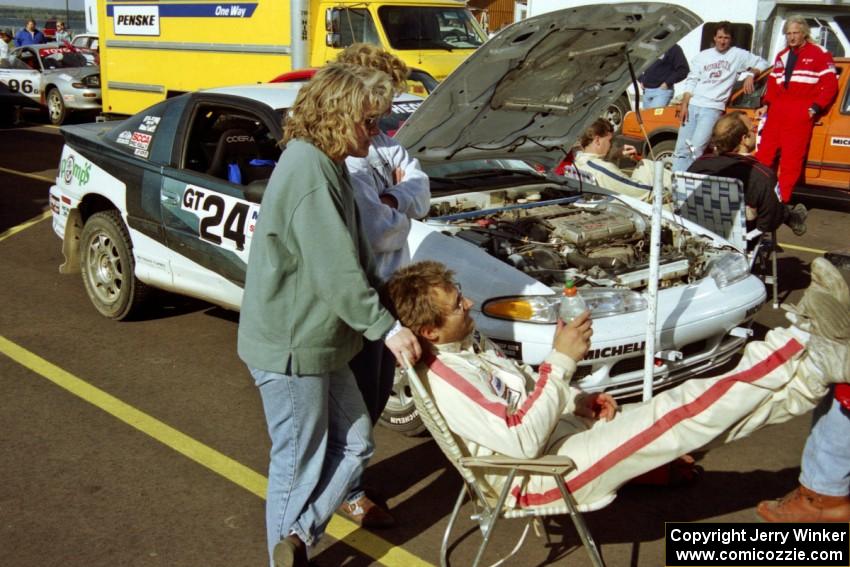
[387,261,456,334]
[714,21,734,38]
[579,118,613,149]
[336,43,409,96]
[710,111,749,154]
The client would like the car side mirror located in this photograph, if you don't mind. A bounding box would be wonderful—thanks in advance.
[326,32,341,48]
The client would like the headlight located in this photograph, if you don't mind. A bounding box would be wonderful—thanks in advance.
[482,288,647,324]
[709,251,750,288]
[74,74,100,88]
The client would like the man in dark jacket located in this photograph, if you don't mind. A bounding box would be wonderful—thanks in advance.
[688,111,807,235]
[638,44,689,109]
[14,19,45,47]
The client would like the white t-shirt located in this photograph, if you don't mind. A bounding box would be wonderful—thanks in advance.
[683,46,768,110]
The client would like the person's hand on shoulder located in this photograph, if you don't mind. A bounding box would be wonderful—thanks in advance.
[553,311,592,362]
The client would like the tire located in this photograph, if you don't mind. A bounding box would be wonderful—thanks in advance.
[378,367,426,436]
[602,94,630,132]
[79,210,148,320]
[648,139,676,162]
[46,87,67,125]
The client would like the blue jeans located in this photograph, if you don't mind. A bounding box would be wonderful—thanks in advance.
[642,87,673,109]
[800,391,850,497]
[250,366,374,559]
[671,104,723,172]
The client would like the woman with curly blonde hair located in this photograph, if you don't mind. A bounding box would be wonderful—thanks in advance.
[332,44,431,529]
[238,62,421,567]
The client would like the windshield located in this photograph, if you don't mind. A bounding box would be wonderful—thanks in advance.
[40,47,91,69]
[378,7,484,51]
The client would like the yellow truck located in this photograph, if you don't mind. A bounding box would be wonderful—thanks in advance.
[96,0,487,115]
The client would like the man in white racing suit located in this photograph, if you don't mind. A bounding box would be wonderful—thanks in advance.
[573,118,671,202]
[386,259,850,512]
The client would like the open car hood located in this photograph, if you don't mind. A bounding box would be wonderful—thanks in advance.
[396,2,700,163]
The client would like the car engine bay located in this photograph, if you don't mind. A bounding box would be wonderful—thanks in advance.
[427,188,728,291]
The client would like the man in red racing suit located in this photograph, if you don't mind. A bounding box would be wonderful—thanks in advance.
[756,16,838,203]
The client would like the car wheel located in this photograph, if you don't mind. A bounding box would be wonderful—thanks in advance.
[649,139,676,162]
[378,367,426,436]
[46,87,66,125]
[602,94,630,132]
[80,210,148,320]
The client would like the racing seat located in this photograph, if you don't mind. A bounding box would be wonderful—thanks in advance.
[671,171,779,308]
[402,358,605,567]
[205,128,275,186]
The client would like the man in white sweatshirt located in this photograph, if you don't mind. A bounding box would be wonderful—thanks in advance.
[672,22,768,172]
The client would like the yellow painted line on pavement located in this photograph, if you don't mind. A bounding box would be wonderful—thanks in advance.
[0,335,433,567]
[778,242,827,255]
[0,165,55,183]
[0,210,51,243]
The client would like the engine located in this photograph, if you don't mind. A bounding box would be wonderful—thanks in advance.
[432,199,714,290]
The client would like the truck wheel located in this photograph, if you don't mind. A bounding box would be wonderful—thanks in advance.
[80,210,148,320]
[649,139,676,162]
[46,88,67,125]
[602,94,630,132]
[378,368,426,436]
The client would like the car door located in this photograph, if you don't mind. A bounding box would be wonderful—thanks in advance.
[0,47,43,108]
[159,95,282,303]
[816,63,850,190]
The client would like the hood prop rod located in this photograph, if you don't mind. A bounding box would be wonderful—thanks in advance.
[626,51,657,161]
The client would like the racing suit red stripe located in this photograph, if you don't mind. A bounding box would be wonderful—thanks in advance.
[511,338,804,507]
[755,42,838,202]
[425,351,553,427]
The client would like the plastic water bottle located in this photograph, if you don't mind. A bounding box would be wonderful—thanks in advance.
[559,279,587,324]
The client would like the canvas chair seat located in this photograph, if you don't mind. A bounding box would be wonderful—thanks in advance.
[671,171,780,308]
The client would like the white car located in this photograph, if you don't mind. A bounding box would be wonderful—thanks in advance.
[0,43,101,124]
[49,3,765,434]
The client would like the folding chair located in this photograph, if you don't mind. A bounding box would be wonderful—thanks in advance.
[403,360,605,567]
[671,171,779,308]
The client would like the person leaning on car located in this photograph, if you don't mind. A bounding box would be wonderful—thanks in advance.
[672,21,767,172]
[755,16,839,203]
[688,111,808,236]
[639,44,689,109]
[237,63,421,567]
[54,21,71,44]
[14,19,45,47]
[336,43,431,530]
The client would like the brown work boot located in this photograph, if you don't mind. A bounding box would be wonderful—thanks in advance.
[757,485,850,523]
[337,494,396,529]
[273,534,309,567]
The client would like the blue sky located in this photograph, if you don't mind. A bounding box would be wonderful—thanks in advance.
[0,0,85,9]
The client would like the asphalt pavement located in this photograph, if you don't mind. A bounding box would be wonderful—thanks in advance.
[1,114,849,567]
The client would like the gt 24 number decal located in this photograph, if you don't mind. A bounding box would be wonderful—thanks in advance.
[181,186,259,252]
[5,79,36,94]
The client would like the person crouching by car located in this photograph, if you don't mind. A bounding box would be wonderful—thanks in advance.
[237,63,421,567]
[573,118,671,202]
[688,111,808,236]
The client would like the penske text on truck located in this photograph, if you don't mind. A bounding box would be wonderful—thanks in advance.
[97,0,487,116]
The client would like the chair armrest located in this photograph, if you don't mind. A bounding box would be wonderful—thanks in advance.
[460,454,577,476]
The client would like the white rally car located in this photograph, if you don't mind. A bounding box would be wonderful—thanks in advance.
[49,3,765,434]
[0,43,101,124]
